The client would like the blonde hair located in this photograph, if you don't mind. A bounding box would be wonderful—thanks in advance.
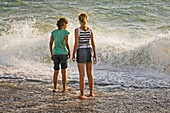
[78,13,88,30]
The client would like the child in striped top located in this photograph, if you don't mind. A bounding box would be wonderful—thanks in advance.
[72,12,97,99]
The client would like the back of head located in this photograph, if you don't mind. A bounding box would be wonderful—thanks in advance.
[78,13,88,24]
[56,17,68,29]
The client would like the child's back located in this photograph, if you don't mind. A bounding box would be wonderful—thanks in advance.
[49,17,70,93]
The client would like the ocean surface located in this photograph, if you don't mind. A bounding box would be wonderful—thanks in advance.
[0,0,170,90]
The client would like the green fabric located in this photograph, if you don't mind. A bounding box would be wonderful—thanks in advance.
[51,29,70,55]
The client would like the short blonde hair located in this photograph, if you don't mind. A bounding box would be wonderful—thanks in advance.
[78,13,88,23]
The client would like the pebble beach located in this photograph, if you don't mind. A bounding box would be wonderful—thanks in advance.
[0,79,170,113]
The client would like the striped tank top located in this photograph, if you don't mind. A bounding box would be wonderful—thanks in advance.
[78,27,91,49]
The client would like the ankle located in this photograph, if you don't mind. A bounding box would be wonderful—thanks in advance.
[89,92,95,97]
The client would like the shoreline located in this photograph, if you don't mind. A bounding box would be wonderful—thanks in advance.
[0,79,170,113]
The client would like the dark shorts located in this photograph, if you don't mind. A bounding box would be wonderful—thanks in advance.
[52,55,68,70]
[76,48,92,63]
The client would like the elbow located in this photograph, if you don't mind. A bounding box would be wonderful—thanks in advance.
[92,43,95,47]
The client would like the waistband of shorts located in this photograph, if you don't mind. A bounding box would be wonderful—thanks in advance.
[78,45,91,49]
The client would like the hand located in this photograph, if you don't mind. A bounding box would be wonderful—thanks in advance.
[51,55,53,61]
[72,55,76,62]
[93,55,97,64]
[68,52,70,59]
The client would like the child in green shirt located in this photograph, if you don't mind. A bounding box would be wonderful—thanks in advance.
[49,17,70,93]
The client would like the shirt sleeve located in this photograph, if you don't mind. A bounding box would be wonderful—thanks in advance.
[65,30,70,36]
[51,30,54,36]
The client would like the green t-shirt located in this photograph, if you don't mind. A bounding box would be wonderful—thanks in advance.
[51,29,70,55]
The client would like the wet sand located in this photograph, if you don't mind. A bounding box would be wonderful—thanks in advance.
[0,79,170,113]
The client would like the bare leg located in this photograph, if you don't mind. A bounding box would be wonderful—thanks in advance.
[78,63,87,99]
[53,70,59,91]
[86,62,95,97]
[61,69,66,92]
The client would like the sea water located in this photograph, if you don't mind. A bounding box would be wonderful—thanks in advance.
[0,0,170,89]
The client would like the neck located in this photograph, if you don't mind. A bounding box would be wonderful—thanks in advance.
[59,25,66,30]
[81,25,88,31]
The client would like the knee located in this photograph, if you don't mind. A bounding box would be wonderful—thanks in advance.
[80,73,85,77]
[87,72,92,77]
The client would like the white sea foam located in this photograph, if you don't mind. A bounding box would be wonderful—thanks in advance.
[1,20,170,89]
[0,0,170,89]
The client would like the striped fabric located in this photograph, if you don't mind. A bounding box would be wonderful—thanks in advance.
[78,27,91,49]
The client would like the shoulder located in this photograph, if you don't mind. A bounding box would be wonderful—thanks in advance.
[88,27,92,31]
[88,27,93,36]
[64,30,70,35]
[51,29,58,34]
[86,27,92,34]
[75,28,79,31]
[75,28,79,32]
[89,27,93,33]
[52,29,58,32]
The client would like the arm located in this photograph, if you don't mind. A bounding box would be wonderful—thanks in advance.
[65,35,70,59]
[90,30,97,63]
[72,28,79,62]
[49,35,54,60]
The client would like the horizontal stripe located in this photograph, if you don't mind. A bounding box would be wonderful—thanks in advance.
[79,38,90,40]
[78,27,91,49]
[79,37,89,38]
[79,41,89,44]
[80,32,90,33]
[79,35,90,37]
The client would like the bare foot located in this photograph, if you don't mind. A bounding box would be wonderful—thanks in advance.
[75,95,88,99]
[61,90,66,93]
[53,89,58,93]
[88,93,95,97]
